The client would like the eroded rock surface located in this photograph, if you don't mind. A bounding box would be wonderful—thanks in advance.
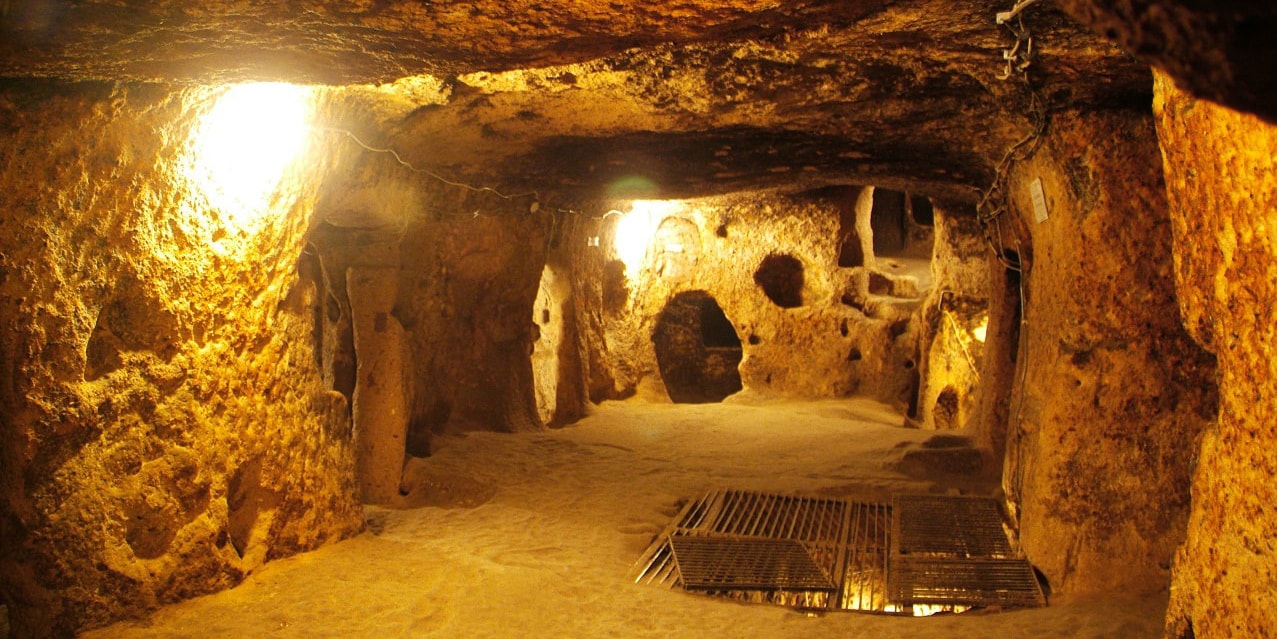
[996,108,1217,595]
[0,1,1273,638]
[1058,0,1277,122]
[0,84,363,637]
[1155,70,1277,639]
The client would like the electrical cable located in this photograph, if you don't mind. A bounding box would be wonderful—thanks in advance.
[995,0,1044,26]
[1007,235,1030,526]
[316,127,642,236]
[977,0,1049,273]
[322,127,543,203]
[979,0,1046,532]
[940,305,982,380]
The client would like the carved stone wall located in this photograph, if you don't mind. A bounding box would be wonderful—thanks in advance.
[0,83,364,637]
[1155,69,1277,639]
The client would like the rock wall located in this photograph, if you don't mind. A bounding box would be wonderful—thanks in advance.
[1154,70,1277,639]
[394,208,549,439]
[1057,0,1277,123]
[997,108,1217,595]
[307,148,552,448]
[0,82,363,637]
[567,189,935,409]
[532,260,586,428]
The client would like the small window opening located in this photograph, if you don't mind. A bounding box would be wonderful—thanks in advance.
[754,253,805,308]
[871,188,908,257]
[910,195,935,226]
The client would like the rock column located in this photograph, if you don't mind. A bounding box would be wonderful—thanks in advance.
[348,266,411,504]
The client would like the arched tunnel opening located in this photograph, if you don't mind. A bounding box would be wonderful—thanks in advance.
[652,290,743,404]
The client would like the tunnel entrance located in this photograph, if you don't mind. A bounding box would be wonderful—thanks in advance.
[653,291,743,403]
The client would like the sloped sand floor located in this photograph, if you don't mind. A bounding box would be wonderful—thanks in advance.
[85,399,1166,638]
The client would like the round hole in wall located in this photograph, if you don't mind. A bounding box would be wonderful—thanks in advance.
[904,359,916,370]
[748,334,761,345]
[754,253,805,308]
[848,348,863,362]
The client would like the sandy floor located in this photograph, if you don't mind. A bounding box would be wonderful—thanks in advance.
[84,399,1167,638]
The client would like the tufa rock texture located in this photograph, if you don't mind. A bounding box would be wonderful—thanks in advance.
[1057,0,1277,123]
[1154,70,1277,639]
[0,83,364,637]
[994,107,1217,595]
[1,1,1149,204]
[0,1,1274,637]
[562,188,959,410]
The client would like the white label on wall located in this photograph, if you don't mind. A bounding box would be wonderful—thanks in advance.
[1030,177,1049,223]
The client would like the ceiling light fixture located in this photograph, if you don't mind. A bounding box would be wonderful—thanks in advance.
[188,83,312,229]
[613,200,678,277]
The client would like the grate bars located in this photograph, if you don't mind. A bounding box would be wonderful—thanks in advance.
[633,490,1046,614]
[887,494,1045,609]
[669,537,835,591]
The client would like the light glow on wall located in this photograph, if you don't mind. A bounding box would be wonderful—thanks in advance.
[614,200,679,277]
[972,315,989,343]
[188,83,312,228]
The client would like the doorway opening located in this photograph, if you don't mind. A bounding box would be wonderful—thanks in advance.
[652,291,743,403]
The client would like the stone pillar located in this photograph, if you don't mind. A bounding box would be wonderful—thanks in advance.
[348,266,410,504]
[913,205,989,433]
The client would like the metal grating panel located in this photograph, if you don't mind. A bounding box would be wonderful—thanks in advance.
[888,494,1044,610]
[689,490,850,543]
[633,490,1043,614]
[892,494,1013,558]
[631,490,890,612]
[669,537,835,591]
[888,556,1046,607]
[840,500,892,612]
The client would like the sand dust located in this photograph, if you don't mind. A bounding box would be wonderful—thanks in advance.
[83,398,1167,638]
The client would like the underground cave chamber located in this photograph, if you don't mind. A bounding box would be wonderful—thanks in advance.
[0,2,1275,638]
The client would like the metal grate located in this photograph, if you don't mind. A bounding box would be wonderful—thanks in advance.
[631,490,890,612]
[888,494,1045,609]
[839,500,892,612]
[669,537,835,591]
[633,490,1043,614]
[892,494,1013,558]
[888,557,1046,607]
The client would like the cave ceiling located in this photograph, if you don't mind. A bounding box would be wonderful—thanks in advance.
[0,0,1158,203]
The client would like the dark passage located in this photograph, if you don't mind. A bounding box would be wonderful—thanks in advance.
[653,291,743,403]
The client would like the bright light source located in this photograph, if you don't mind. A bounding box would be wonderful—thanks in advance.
[189,83,312,227]
[972,316,989,343]
[613,200,678,277]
